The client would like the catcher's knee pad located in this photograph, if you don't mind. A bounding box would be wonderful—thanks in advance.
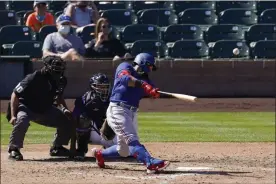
[117,144,129,157]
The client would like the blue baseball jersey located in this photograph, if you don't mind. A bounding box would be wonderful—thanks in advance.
[110,62,153,107]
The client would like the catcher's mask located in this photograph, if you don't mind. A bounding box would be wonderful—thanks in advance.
[43,55,66,81]
[133,53,157,75]
[89,73,111,102]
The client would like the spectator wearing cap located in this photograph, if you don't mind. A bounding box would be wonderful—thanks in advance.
[64,0,99,28]
[26,0,54,32]
[42,15,85,61]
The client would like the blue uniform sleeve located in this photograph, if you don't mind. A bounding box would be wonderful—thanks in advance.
[117,64,134,86]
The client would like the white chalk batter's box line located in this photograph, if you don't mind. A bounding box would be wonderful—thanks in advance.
[115,167,215,180]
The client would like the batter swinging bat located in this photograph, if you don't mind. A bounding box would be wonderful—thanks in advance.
[158,91,197,102]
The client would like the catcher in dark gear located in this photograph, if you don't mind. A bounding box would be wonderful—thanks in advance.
[7,55,74,161]
[72,73,116,159]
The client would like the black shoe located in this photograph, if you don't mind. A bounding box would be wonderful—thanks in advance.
[8,148,23,161]
[50,146,70,157]
[74,149,86,160]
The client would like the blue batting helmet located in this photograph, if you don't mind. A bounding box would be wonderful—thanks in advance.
[133,53,157,74]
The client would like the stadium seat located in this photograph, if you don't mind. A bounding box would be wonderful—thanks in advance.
[257,1,276,15]
[7,1,34,12]
[55,11,63,18]
[101,9,137,27]
[76,25,95,44]
[168,40,209,59]
[216,1,256,13]
[259,9,276,24]
[245,24,276,44]
[0,25,32,55]
[38,25,57,42]
[219,9,258,25]
[138,9,178,27]
[251,40,276,59]
[96,1,126,11]
[49,0,68,13]
[127,1,165,13]
[210,40,250,59]
[178,9,218,26]
[120,24,160,43]
[205,24,244,43]
[128,40,168,58]
[165,1,215,14]
[11,41,42,58]
[162,24,203,43]
[0,1,8,10]
[0,10,17,27]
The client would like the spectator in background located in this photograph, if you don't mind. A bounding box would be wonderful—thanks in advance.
[42,15,85,61]
[85,18,132,60]
[64,0,100,28]
[26,0,54,32]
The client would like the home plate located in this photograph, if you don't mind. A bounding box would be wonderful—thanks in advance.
[176,167,214,171]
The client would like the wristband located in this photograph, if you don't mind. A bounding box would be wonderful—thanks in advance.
[134,80,144,88]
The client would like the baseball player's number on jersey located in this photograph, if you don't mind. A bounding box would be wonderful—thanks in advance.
[15,83,23,93]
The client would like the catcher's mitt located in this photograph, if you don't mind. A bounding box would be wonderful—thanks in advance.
[100,119,115,141]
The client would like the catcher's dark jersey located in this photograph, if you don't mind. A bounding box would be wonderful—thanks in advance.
[13,70,66,113]
[73,90,109,130]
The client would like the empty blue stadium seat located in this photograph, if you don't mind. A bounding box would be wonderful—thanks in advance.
[162,24,203,43]
[257,1,276,15]
[96,1,126,11]
[0,25,32,45]
[76,25,95,44]
[38,25,57,42]
[178,9,217,25]
[216,1,256,13]
[120,24,160,43]
[168,40,209,59]
[8,1,34,12]
[49,0,68,13]
[210,40,250,58]
[101,9,137,27]
[0,1,8,10]
[128,40,168,57]
[165,1,215,14]
[246,24,276,44]
[127,1,165,13]
[259,9,276,24]
[219,9,257,25]
[0,10,17,27]
[11,41,42,58]
[138,9,178,27]
[251,40,276,59]
[205,24,244,43]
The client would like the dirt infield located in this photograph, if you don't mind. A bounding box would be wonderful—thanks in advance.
[1,98,275,184]
[1,98,275,113]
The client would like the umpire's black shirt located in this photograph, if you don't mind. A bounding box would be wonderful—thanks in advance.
[13,70,64,113]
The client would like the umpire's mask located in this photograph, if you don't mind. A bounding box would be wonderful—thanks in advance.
[43,56,66,82]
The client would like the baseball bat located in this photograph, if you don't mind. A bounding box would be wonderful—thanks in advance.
[158,91,197,102]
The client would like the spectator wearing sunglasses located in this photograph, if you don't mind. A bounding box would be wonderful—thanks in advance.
[26,0,54,32]
[85,18,132,60]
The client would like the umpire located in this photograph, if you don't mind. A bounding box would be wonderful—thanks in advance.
[7,55,73,161]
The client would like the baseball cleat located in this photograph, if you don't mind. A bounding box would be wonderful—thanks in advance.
[146,160,170,174]
[91,148,105,168]
[8,148,23,161]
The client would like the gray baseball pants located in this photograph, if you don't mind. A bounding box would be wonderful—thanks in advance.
[9,103,73,149]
